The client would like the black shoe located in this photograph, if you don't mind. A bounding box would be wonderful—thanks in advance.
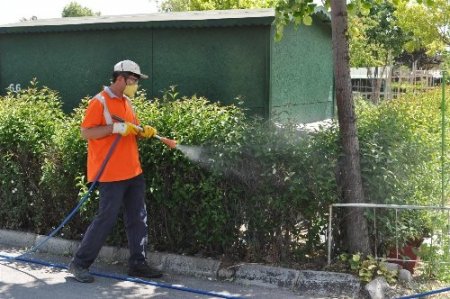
[68,262,94,283]
[128,263,163,279]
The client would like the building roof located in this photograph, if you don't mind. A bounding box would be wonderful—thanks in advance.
[0,8,330,34]
[0,9,274,34]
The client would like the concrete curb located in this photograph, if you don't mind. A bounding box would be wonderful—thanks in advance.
[0,229,36,248]
[296,270,360,297]
[233,263,300,289]
[0,229,360,297]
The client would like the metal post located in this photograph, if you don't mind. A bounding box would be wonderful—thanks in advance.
[374,208,377,259]
[442,70,447,207]
[329,203,450,267]
[395,209,399,259]
[328,205,333,266]
[447,210,450,258]
[431,219,434,277]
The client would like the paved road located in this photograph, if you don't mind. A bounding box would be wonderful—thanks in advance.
[0,246,319,299]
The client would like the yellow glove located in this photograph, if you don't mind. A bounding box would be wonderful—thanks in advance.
[139,125,157,138]
[112,122,139,136]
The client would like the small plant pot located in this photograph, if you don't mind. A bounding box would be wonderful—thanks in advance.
[387,238,423,274]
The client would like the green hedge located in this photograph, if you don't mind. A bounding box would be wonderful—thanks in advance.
[0,82,68,232]
[356,90,445,251]
[0,82,448,265]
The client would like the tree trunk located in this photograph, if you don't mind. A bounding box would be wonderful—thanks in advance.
[384,54,392,100]
[330,0,370,255]
[371,66,381,104]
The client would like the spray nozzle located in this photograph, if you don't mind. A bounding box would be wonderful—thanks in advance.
[155,135,177,149]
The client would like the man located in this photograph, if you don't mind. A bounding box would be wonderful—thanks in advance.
[68,60,162,283]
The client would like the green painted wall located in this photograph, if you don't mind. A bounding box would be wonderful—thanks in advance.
[0,11,333,123]
[0,26,269,115]
[0,29,153,111]
[152,26,269,116]
[270,19,334,123]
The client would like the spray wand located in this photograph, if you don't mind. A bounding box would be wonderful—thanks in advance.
[112,115,177,149]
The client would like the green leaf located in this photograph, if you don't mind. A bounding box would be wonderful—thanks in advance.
[362,2,372,10]
[303,15,313,26]
[352,254,361,262]
[360,7,370,16]
[347,3,355,13]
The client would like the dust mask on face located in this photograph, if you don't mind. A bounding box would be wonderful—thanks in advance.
[124,83,138,98]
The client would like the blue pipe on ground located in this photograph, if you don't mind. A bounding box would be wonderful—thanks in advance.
[0,253,242,298]
[1,133,242,298]
[395,287,450,299]
[20,134,122,256]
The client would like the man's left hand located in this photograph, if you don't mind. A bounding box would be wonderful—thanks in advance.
[139,125,157,138]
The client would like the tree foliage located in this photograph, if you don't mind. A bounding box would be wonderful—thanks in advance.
[395,0,450,55]
[274,0,316,40]
[349,1,406,67]
[160,0,276,12]
[275,0,446,255]
[62,1,101,17]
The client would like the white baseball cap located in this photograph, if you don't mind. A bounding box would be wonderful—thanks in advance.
[114,60,148,79]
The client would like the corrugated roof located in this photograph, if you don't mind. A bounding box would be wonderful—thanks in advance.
[0,9,276,34]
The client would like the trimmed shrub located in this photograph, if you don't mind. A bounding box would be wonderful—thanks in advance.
[1,82,448,268]
[0,81,67,232]
[355,90,445,251]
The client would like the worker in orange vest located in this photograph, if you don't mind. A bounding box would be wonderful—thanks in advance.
[69,60,162,283]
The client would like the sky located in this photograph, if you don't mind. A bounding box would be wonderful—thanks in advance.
[0,0,160,25]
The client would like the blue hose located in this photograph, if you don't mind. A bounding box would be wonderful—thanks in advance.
[19,134,122,256]
[3,134,242,298]
[0,253,242,298]
[396,287,450,299]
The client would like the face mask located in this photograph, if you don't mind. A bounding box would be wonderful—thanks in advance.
[124,83,138,98]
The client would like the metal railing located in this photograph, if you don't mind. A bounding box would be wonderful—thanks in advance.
[327,203,450,265]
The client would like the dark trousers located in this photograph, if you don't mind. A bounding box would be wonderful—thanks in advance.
[73,174,148,269]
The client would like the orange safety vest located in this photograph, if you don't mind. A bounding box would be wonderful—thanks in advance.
[81,87,142,182]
